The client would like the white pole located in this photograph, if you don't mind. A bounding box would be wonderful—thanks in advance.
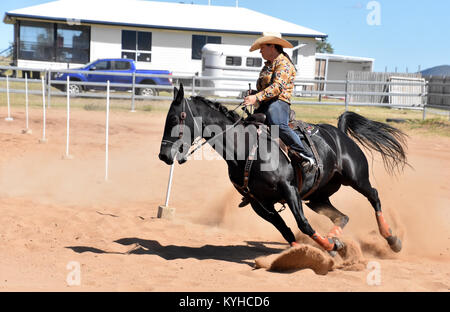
[40,76,47,143]
[5,75,13,121]
[64,76,71,158]
[21,73,32,134]
[25,74,29,129]
[105,80,110,181]
[164,163,175,207]
[158,160,176,219]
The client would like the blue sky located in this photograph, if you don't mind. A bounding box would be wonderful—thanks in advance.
[1,0,448,72]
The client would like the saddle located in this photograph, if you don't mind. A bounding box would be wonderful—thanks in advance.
[239,110,324,201]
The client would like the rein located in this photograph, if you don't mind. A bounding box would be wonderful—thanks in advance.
[166,97,275,216]
[180,98,244,162]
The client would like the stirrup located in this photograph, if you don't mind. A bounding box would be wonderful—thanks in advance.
[299,153,316,167]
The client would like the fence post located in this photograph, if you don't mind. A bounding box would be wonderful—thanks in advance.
[131,72,136,112]
[422,80,428,121]
[192,76,196,96]
[63,75,73,160]
[5,75,13,121]
[47,70,51,108]
[344,74,349,111]
[22,73,32,134]
[39,76,47,143]
[105,80,110,181]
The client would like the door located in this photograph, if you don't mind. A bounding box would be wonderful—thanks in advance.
[87,60,114,89]
[111,60,133,90]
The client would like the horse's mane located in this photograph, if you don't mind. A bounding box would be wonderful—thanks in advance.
[191,96,241,123]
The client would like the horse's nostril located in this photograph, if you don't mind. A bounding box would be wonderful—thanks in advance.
[159,153,167,162]
[159,153,173,165]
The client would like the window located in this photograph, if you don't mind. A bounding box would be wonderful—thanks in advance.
[113,60,131,70]
[246,57,262,67]
[18,21,90,64]
[19,21,54,61]
[226,56,242,66]
[288,40,299,65]
[192,35,221,60]
[121,30,152,63]
[56,24,90,63]
[93,60,111,70]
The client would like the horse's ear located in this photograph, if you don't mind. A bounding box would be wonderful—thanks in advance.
[174,83,184,104]
[173,87,179,100]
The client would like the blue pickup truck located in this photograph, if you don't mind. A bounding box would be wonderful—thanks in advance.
[52,58,172,96]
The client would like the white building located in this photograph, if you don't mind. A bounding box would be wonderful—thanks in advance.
[315,53,374,93]
[3,0,327,79]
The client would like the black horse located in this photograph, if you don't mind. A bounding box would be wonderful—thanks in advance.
[159,85,407,254]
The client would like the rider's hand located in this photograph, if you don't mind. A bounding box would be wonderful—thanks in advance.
[243,95,257,106]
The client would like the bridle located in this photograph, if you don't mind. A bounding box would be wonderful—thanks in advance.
[162,98,244,163]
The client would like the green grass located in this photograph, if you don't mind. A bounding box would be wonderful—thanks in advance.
[1,81,449,137]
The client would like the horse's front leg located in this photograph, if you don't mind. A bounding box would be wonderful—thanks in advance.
[282,183,345,254]
[249,200,297,246]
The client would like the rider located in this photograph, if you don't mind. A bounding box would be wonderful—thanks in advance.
[243,32,316,166]
[238,32,316,207]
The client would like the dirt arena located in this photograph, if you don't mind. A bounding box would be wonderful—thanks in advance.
[0,105,448,291]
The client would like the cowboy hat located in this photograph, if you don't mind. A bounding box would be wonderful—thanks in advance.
[249,32,294,52]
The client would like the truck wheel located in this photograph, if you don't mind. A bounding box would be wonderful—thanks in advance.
[137,85,158,97]
[68,84,82,95]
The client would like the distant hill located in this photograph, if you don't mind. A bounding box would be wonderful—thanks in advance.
[420,65,450,77]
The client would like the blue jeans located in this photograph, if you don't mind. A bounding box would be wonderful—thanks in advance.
[263,100,312,156]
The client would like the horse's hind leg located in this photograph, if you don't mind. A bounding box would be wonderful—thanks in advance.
[351,179,402,253]
[249,200,297,246]
[282,185,344,252]
[306,198,349,238]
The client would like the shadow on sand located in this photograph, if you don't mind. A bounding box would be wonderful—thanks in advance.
[66,238,286,267]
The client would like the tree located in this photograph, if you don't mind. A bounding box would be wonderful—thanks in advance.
[316,38,334,54]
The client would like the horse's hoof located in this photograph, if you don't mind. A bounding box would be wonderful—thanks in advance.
[387,236,402,253]
[328,250,337,257]
[332,237,345,251]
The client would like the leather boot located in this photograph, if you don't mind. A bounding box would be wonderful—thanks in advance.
[290,150,316,171]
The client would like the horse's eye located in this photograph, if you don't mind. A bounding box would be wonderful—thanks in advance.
[170,115,179,125]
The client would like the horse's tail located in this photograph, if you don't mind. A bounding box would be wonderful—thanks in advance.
[337,111,408,175]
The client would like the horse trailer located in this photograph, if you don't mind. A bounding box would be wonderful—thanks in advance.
[200,44,264,98]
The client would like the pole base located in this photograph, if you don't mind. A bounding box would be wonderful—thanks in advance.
[22,128,32,134]
[157,205,175,219]
[39,138,48,144]
[5,117,13,121]
[62,154,74,160]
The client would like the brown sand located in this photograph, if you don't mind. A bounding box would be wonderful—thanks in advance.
[255,244,334,275]
[0,106,449,291]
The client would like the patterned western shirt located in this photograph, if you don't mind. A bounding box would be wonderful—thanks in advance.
[255,53,296,108]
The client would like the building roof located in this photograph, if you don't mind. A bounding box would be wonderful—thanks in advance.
[316,53,374,63]
[4,0,327,38]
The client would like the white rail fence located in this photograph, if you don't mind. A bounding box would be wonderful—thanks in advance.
[0,65,449,118]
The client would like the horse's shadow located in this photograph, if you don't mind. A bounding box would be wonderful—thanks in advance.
[66,238,286,267]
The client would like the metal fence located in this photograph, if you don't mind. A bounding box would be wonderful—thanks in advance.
[0,65,449,120]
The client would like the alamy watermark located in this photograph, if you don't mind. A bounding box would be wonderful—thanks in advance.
[366,1,381,26]
[66,261,81,286]
[66,18,81,26]
[366,261,381,286]
[163,118,281,171]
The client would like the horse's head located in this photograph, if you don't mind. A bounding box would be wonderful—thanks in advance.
[159,84,196,165]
